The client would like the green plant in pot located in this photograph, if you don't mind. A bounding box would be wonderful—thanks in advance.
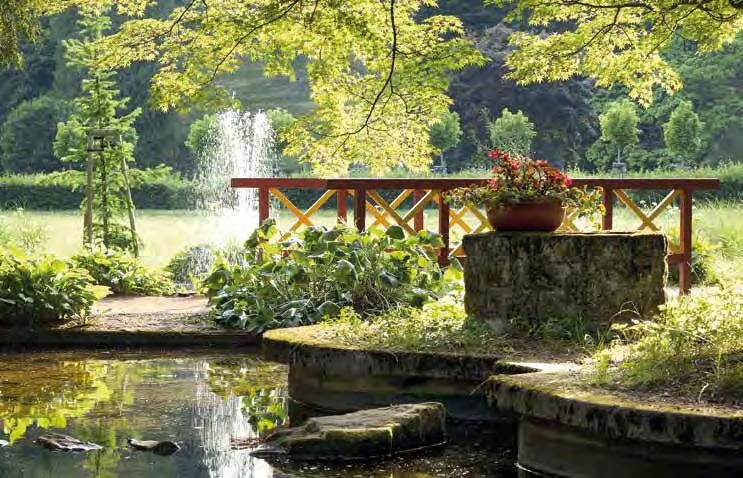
[446,149,603,231]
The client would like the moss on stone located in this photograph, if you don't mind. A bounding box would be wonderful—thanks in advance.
[462,232,667,331]
[488,371,743,450]
[252,403,446,461]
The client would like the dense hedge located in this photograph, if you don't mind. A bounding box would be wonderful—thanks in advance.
[576,163,743,203]
[0,175,195,210]
[1,163,740,210]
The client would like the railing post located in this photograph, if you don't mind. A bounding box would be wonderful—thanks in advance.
[258,187,270,224]
[679,188,693,295]
[602,187,614,230]
[354,188,366,231]
[437,190,450,266]
[337,189,348,224]
[414,189,425,232]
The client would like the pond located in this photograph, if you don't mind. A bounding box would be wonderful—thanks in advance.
[0,350,517,478]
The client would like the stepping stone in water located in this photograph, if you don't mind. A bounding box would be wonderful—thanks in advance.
[36,434,102,452]
[251,402,446,461]
[127,438,181,456]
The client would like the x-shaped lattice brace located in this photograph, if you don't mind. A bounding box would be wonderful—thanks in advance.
[613,189,681,252]
[448,205,491,257]
[270,188,338,240]
[356,189,439,235]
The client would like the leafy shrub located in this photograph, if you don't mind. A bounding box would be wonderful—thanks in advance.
[202,220,461,332]
[166,243,245,289]
[166,245,216,287]
[666,226,719,285]
[72,250,173,296]
[0,168,195,210]
[0,247,107,327]
[590,289,743,402]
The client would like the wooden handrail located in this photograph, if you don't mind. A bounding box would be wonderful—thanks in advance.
[231,176,721,295]
[232,177,721,190]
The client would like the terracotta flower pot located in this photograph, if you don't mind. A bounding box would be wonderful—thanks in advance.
[486,198,565,232]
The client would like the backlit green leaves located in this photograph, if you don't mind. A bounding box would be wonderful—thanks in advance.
[487,0,743,104]
[46,0,484,174]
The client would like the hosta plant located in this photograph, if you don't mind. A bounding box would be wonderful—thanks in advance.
[0,247,108,327]
[72,250,173,296]
[202,220,462,333]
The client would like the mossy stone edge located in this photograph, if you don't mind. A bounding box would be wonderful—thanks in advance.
[488,371,743,450]
[263,325,534,380]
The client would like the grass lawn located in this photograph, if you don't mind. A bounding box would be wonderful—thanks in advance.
[1,202,741,276]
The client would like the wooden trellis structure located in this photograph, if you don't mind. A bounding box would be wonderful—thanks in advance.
[231,177,720,295]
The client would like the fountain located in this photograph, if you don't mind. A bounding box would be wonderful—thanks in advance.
[194,109,277,244]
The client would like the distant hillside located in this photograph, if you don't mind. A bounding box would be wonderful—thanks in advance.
[220,62,313,116]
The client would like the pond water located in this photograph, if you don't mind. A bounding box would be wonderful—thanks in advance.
[0,350,517,478]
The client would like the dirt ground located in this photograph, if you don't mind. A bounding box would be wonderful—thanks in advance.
[82,295,223,333]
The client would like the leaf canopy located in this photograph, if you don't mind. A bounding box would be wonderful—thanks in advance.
[486,0,743,104]
[40,0,485,174]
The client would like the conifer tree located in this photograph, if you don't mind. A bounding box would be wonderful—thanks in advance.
[54,4,142,254]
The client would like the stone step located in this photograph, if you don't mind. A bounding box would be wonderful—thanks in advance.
[251,402,447,461]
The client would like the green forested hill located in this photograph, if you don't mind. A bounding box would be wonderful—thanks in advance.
[0,0,741,177]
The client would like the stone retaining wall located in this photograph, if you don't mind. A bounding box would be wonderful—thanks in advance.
[463,231,667,331]
[263,325,534,422]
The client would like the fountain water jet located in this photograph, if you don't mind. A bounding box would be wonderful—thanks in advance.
[194,109,276,244]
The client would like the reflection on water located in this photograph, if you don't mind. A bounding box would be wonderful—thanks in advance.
[0,350,516,478]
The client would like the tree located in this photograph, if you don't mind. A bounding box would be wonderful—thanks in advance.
[598,100,640,168]
[0,95,71,173]
[488,108,536,156]
[0,0,45,67]
[428,110,462,172]
[44,0,484,175]
[446,25,598,172]
[185,113,218,167]
[266,108,304,175]
[663,100,702,166]
[54,4,142,254]
[488,0,743,104]
[265,108,297,153]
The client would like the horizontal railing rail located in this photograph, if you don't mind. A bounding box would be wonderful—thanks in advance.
[231,177,721,295]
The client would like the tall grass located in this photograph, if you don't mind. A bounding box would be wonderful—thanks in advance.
[0,202,741,275]
[590,289,743,403]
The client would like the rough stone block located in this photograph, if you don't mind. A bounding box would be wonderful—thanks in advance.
[251,402,446,461]
[462,232,667,331]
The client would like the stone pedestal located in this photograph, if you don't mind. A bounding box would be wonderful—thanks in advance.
[462,232,667,331]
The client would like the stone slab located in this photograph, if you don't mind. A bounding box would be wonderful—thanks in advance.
[252,402,446,461]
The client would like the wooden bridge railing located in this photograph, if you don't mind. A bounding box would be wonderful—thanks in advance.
[231,177,721,295]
